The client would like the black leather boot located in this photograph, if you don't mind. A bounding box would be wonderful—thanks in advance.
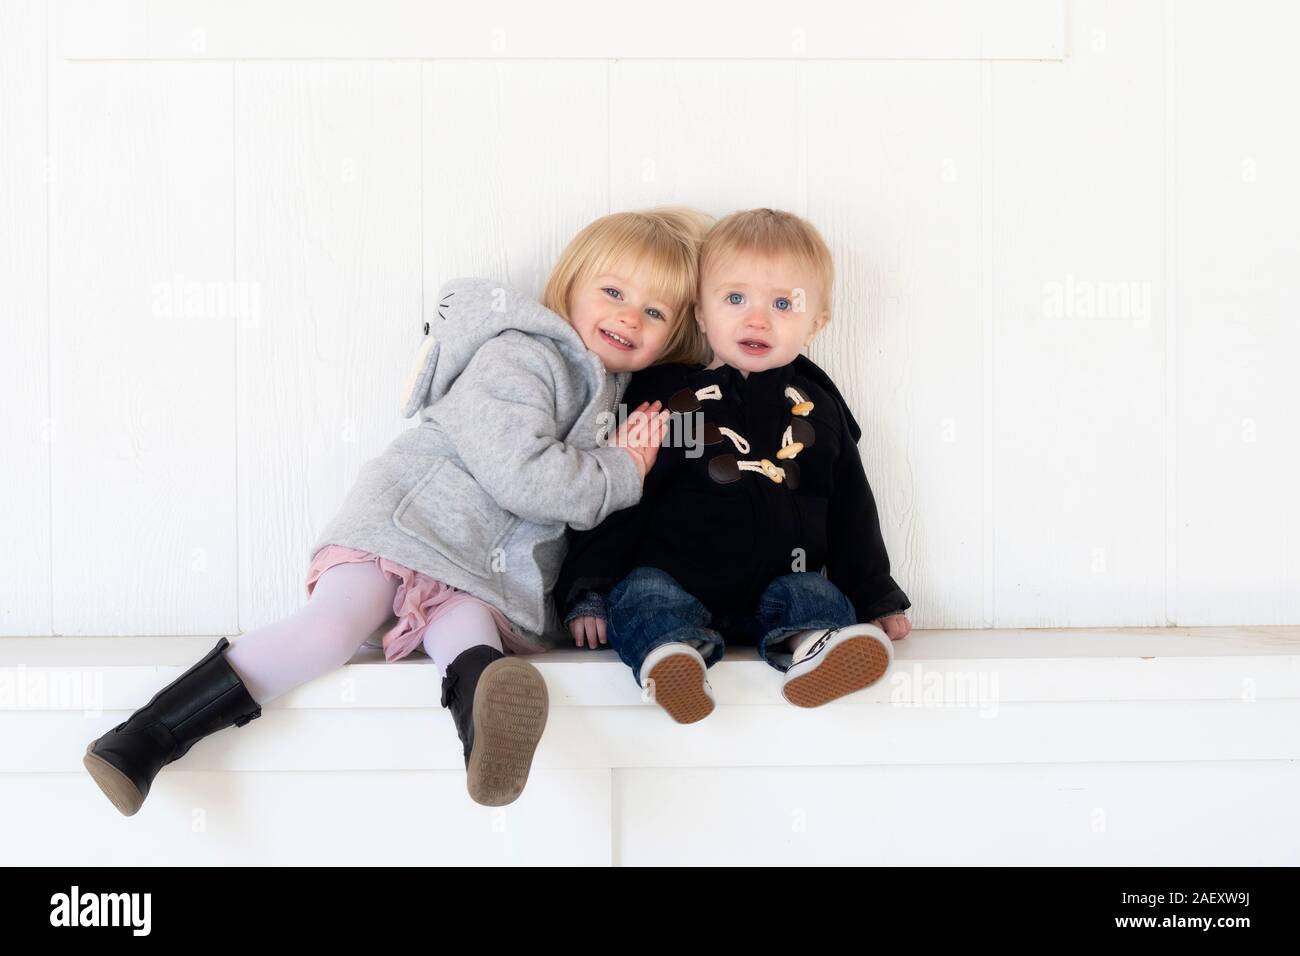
[83,636,263,816]
[441,645,548,807]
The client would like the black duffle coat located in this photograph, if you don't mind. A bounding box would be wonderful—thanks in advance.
[554,354,911,631]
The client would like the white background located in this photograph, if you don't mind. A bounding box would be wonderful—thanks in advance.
[3,0,1299,868]
[2,0,1297,636]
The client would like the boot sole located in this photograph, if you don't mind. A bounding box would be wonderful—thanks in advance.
[466,658,548,807]
[83,743,145,816]
[645,653,714,724]
[782,635,892,708]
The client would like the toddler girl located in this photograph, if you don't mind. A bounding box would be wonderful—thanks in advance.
[84,207,709,810]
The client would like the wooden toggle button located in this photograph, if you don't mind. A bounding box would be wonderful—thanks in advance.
[708,453,742,484]
[667,388,700,413]
[789,417,816,448]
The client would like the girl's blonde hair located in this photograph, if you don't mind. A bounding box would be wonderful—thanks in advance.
[543,206,713,366]
[700,208,834,322]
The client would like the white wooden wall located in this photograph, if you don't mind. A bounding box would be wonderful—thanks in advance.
[2,0,1298,639]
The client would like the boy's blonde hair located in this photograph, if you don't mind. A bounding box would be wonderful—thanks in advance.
[700,208,834,323]
[543,206,713,366]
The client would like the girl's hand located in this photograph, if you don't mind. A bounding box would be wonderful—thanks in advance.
[872,612,911,641]
[616,400,670,481]
[569,615,607,649]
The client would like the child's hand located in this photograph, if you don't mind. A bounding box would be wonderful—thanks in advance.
[616,400,670,481]
[872,612,911,641]
[568,615,607,649]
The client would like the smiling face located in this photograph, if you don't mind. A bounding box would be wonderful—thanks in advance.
[698,251,829,377]
[567,258,679,373]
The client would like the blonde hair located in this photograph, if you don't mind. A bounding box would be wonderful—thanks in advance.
[543,206,713,366]
[700,208,834,322]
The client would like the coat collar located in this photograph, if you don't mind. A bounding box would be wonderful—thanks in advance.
[696,359,797,397]
[688,355,862,442]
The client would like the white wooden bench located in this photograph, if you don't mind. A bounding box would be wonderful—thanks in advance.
[2,627,1297,865]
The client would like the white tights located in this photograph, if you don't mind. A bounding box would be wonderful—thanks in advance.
[222,559,502,705]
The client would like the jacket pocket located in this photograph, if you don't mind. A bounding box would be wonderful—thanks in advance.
[392,458,521,579]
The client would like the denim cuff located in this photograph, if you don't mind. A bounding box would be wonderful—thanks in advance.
[563,590,609,626]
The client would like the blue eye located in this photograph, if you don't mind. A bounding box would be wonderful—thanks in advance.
[646,308,665,321]
[774,297,791,311]
[726,292,744,305]
[603,287,623,300]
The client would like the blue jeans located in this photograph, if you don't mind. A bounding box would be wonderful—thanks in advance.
[605,566,857,684]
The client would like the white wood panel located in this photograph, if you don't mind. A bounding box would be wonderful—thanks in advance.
[613,762,1300,865]
[17,698,1298,773]
[1172,0,1300,624]
[235,62,422,630]
[804,62,986,628]
[0,0,52,634]
[48,59,235,634]
[52,0,1065,61]
[2,0,1293,634]
[422,61,609,298]
[3,769,612,865]
[8,761,1298,866]
[5,628,1296,712]
[5,627,1296,864]
[991,0,1167,626]
[608,61,802,215]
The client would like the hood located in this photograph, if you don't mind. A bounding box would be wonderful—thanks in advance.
[400,276,600,418]
[793,354,863,444]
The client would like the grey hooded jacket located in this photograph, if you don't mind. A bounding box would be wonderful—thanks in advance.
[308,277,641,650]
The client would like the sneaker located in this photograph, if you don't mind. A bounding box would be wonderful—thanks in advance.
[640,642,715,724]
[781,623,893,708]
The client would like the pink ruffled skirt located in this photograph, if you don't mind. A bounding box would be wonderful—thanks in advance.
[305,544,536,662]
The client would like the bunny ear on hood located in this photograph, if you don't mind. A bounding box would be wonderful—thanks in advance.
[792,353,863,444]
[399,277,590,419]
